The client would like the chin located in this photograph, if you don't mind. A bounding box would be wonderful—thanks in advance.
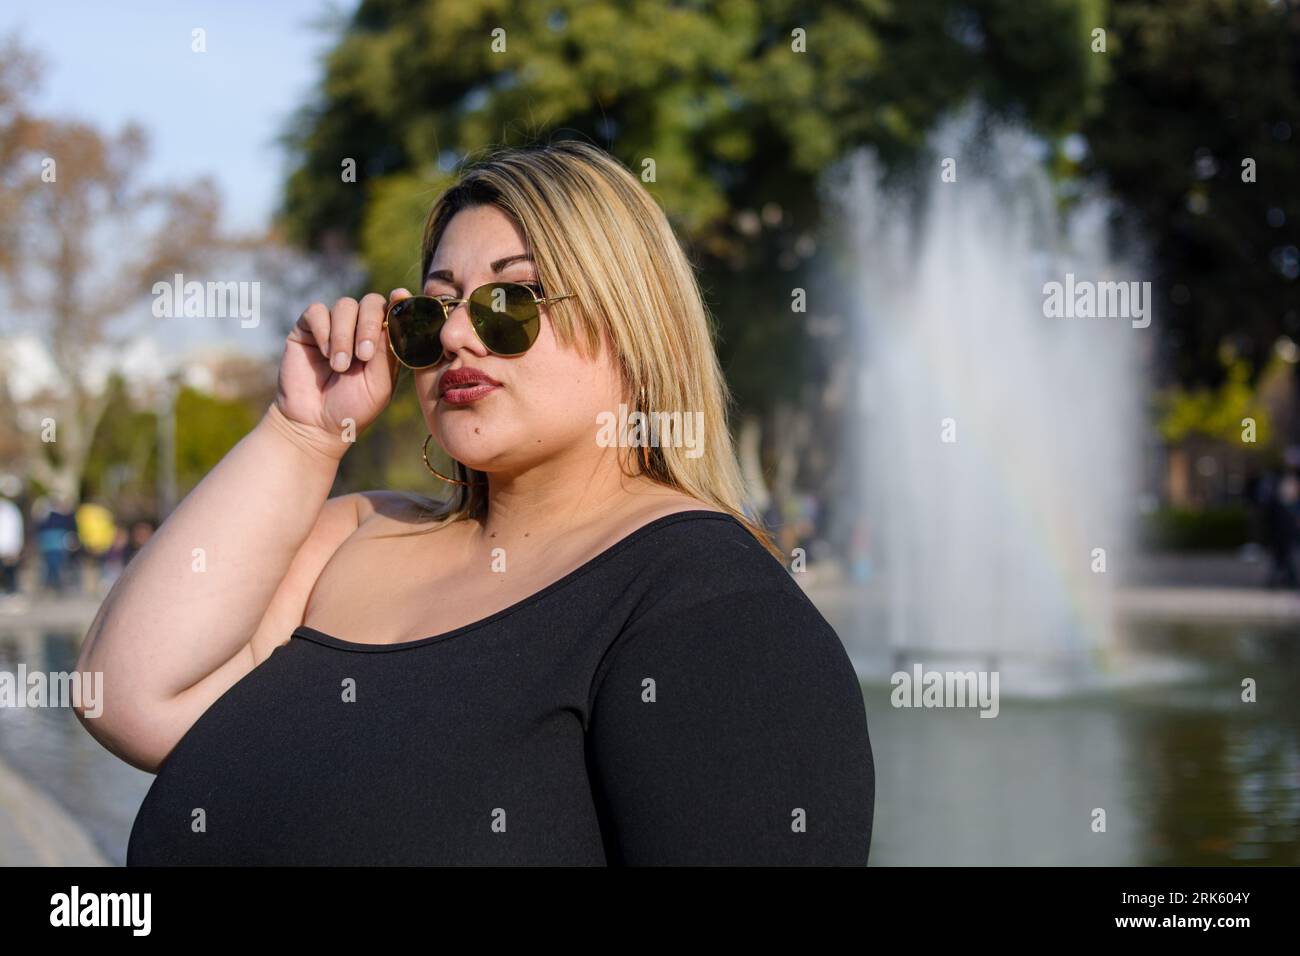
[436,432,506,470]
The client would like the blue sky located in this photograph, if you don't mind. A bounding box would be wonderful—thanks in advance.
[2,0,360,233]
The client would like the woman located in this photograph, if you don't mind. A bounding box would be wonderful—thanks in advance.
[76,140,875,865]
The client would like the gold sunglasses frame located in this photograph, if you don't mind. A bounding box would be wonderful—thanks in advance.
[382,282,578,370]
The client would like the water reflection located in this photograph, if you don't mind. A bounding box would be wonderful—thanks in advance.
[866,620,1300,865]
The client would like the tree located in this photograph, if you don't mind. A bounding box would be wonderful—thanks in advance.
[0,33,223,502]
[277,0,1104,412]
[274,1,1106,516]
[173,386,261,494]
[1081,0,1300,390]
[1156,346,1274,447]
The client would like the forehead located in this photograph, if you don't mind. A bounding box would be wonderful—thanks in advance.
[427,204,531,279]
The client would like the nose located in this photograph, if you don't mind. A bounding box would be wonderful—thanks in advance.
[437,296,487,363]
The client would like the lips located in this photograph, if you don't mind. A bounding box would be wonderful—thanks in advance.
[439,366,502,404]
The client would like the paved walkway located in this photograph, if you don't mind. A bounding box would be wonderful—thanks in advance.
[794,549,1300,623]
[1115,586,1300,622]
[0,750,109,866]
[0,591,111,866]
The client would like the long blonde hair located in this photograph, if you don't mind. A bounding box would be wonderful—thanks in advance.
[390,138,780,559]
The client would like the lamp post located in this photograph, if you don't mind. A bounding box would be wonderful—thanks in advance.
[156,369,182,519]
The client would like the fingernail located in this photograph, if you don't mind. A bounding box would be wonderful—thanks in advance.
[356,340,374,360]
[332,351,349,371]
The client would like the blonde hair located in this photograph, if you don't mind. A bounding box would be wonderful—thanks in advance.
[390,138,780,560]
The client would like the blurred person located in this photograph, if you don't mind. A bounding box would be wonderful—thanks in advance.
[1264,470,1299,589]
[124,519,155,565]
[763,493,803,558]
[75,500,118,596]
[33,494,79,596]
[1245,470,1270,553]
[0,493,24,602]
[781,493,806,556]
[101,527,131,589]
[77,141,873,867]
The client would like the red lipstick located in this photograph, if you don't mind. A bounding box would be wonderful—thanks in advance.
[439,366,502,405]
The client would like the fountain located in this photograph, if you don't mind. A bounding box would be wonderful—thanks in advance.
[831,111,1146,696]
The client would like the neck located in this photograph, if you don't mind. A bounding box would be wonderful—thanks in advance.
[473,445,660,545]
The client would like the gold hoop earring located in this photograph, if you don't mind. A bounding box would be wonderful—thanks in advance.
[422,433,486,487]
[637,385,651,473]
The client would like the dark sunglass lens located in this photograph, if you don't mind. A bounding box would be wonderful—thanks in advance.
[469,283,540,355]
[388,297,446,367]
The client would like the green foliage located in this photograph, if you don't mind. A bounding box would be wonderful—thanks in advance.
[174,387,260,493]
[80,376,262,517]
[1080,0,1300,387]
[1140,504,1252,550]
[278,0,1103,409]
[1155,350,1272,446]
[361,171,455,293]
[81,374,157,505]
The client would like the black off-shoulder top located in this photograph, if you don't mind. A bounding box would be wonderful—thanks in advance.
[126,510,875,865]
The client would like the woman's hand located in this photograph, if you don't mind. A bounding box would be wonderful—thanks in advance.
[275,290,412,453]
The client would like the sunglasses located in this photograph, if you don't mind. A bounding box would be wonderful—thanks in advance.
[382,281,577,370]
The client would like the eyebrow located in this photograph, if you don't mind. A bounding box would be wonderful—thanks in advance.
[426,254,534,284]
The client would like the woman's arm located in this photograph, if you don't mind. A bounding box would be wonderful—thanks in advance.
[73,292,405,773]
[72,407,351,772]
[584,586,875,865]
